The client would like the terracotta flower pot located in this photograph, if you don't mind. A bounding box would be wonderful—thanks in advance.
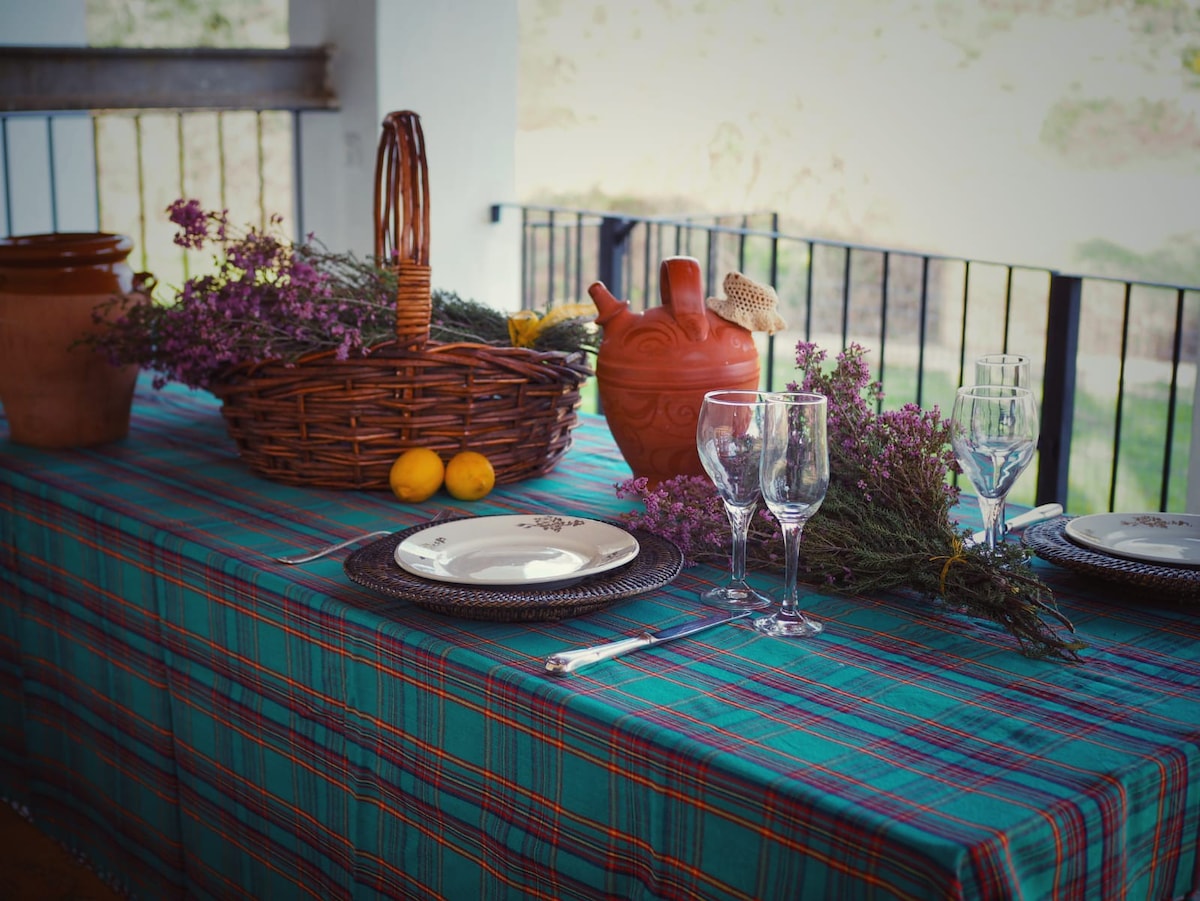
[587,256,761,485]
[0,232,139,448]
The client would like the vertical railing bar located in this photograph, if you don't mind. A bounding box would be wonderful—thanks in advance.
[700,226,710,297]
[737,213,748,276]
[1038,273,1082,506]
[528,214,537,308]
[597,213,628,306]
[1161,287,1186,510]
[1002,265,1014,350]
[877,250,889,411]
[840,246,851,350]
[540,217,548,307]
[574,211,584,303]
[255,111,266,231]
[1109,283,1132,511]
[216,111,227,212]
[560,217,571,306]
[916,255,931,408]
[641,220,652,310]
[292,111,305,245]
[46,116,59,232]
[765,213,780,391]
[956,261,971,390]
[547,209,556,307]
[176,112,190,279]
[90,115,101,230]
[628,222,638,299]
[804,240,815,341]
[518,207,530,307]
[133,113,148,273]
[1,117,12,235]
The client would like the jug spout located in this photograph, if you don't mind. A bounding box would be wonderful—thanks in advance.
[587,280,634,328]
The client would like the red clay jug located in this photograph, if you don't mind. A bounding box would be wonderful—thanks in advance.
[588,256,761,484]
[0,232,140,448]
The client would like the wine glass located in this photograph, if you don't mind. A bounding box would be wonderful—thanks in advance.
[696,390,772,610]
[951,385,1039,551]
[974,353,1032,390]
[754,392,829,637]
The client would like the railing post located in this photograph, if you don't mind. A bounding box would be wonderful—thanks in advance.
[598,215,633,301]
[1037,273,1082,506]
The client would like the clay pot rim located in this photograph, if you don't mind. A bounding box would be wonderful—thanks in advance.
[0,232,133,267]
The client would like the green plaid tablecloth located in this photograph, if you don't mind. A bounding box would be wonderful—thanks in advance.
[1,377,1197,900]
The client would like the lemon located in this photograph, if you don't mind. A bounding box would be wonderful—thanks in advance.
[444,451,496,501]
[389,448,445,502]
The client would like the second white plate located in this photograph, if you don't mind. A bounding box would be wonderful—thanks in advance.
[1064,512,1200,566]
[394,514,640,585]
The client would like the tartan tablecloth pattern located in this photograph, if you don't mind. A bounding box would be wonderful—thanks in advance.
[1,376,1198,900]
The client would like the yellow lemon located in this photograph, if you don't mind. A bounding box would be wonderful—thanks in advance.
[389,448,445,502]
[444,451,496,501]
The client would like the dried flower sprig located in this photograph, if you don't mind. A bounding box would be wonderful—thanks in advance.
[617,342,1083,661]
[86,199,597,391]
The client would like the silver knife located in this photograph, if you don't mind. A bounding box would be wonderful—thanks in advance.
[544,611,752,676]
[969,502,1063,546]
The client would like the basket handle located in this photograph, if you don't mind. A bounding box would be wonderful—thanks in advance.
[374,110,432,348]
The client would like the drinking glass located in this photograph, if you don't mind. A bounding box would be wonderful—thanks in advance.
[754,392,829,637]
[974,353,1031,389]
[951,385,1039,551]
[696,390,772,610]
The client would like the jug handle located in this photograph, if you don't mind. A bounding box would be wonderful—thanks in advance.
[660,257,709,343]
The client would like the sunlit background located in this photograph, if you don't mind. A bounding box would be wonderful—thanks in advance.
[79,0,1200,285]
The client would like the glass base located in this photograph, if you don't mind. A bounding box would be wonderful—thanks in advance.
[699,583,773,611]
[753,612,824,638]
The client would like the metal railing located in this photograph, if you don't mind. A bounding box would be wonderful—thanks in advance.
[492,203,1200,515]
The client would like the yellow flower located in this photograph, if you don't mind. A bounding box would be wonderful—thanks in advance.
[506,302,596,348]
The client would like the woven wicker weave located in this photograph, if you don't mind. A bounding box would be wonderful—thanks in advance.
[210,111,592,490]
[1024,518,1200,602]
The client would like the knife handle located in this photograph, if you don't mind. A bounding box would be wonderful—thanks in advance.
[545,633,654,676]
[1007,503,1063,532]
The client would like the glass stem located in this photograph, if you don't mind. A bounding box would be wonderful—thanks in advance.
[725,501,755,584]
[778,519,804,613]
[978,494,1006,549]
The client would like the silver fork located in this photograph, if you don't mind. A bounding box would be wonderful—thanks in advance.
[273,510,450,564]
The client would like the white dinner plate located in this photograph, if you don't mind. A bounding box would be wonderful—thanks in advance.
[1063,512,1200,566]
[393,514,640,585]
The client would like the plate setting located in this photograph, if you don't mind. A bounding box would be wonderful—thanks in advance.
[394,514,640,585]
[345,515,684,621]
[1023,517,1200,602]
[1064,512,1200,567]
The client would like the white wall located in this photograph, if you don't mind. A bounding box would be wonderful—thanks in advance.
[290,0,522,310]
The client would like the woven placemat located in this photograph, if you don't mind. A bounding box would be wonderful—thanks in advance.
[1023,517,1200,602]
[344,520,683,621]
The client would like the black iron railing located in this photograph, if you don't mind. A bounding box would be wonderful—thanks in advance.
[492,203,1200,516]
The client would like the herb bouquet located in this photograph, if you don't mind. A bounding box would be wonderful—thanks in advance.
[617,342,1083,661]
[87,197,597,489]
[89,200,596,392]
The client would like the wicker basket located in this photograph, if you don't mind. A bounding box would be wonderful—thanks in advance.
[209,111,592,490]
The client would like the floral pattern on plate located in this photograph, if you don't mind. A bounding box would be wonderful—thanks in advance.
[394,514,640,585]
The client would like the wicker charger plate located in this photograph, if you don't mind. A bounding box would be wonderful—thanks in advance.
[344,518,683,621]
[1023,517,1200,603]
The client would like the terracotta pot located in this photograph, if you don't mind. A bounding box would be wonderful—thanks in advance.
[588,256,761,484]
[0,232,139,448]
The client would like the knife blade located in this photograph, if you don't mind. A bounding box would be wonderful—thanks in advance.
[544,610,752,676]
[969,502,1063,546]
